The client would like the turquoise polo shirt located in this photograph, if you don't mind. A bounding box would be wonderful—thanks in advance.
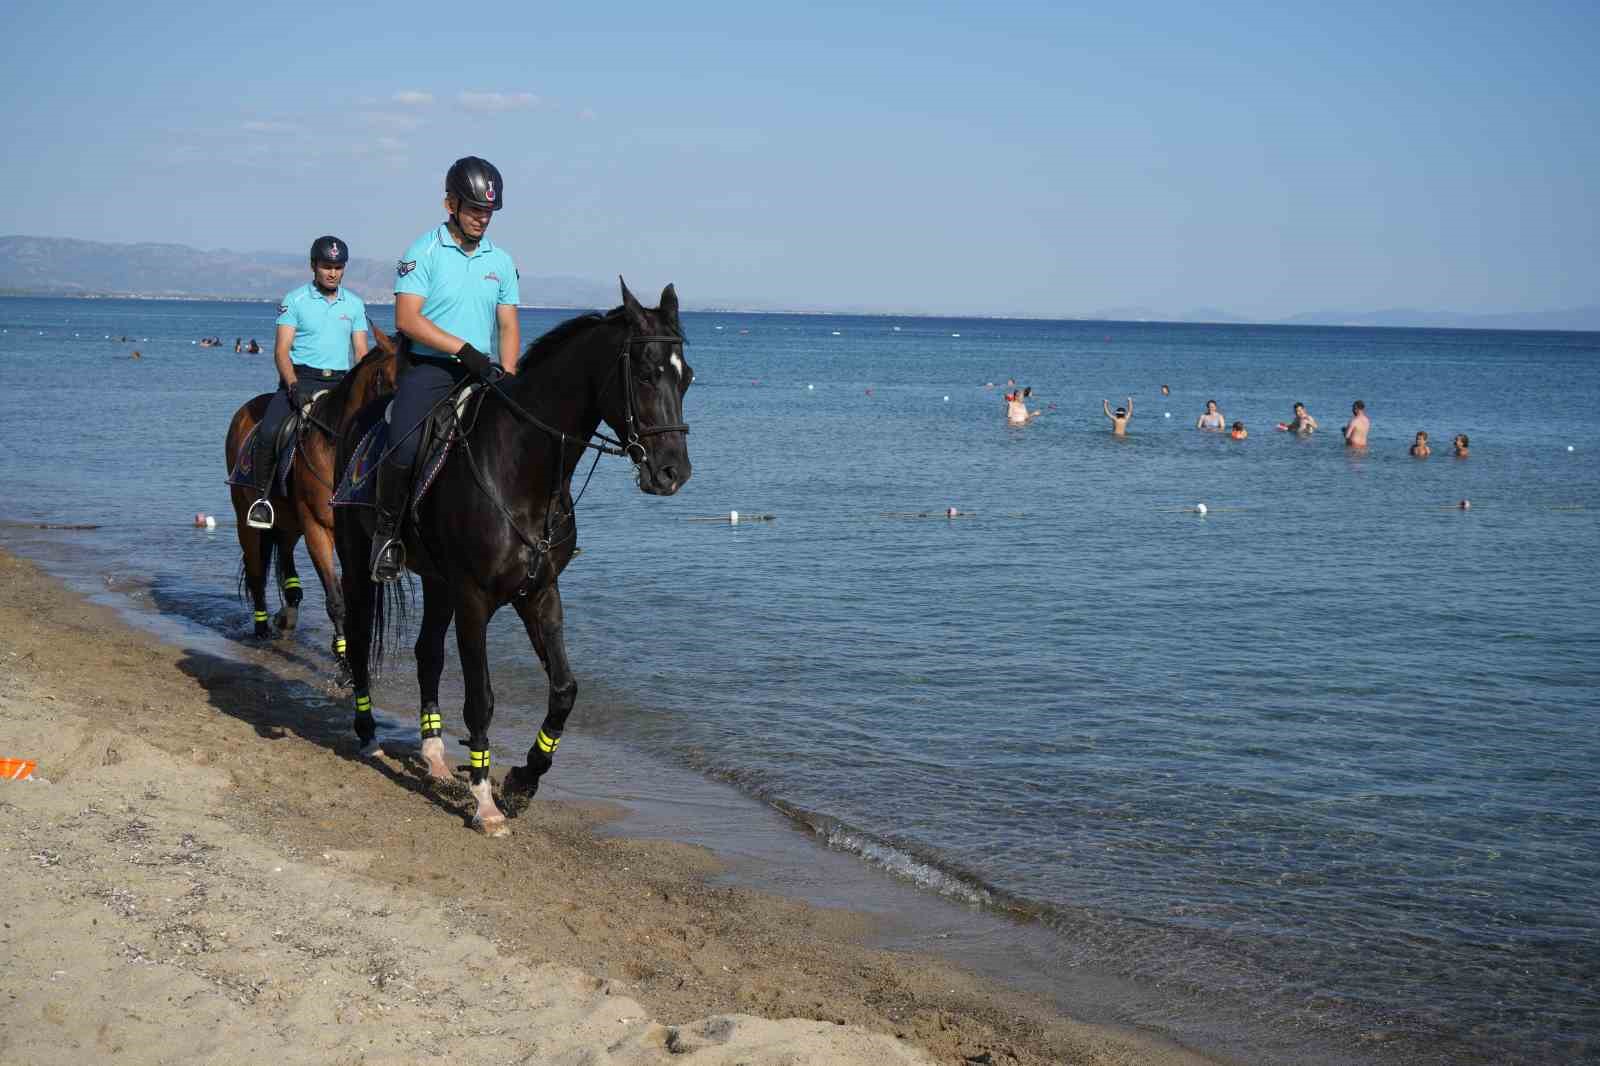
[394,223,520,358]
[275,284,368,371]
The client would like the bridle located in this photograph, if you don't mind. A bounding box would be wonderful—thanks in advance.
[452,323,690,594]
[598,330,691,472]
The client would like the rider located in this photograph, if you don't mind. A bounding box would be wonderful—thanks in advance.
[247,236,370,529]
[370,156,521,581]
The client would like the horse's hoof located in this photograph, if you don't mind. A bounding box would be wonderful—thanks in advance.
[472,814,511,838]
[275,606,298,630]
[504,765,541,796]
[334,661,353,688]
[254,624,271,639]
[358,738,382,759]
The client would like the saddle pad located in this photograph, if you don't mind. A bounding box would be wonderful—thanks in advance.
[331,383,478,514]
[332,420,386,507]
[226,422,297,495]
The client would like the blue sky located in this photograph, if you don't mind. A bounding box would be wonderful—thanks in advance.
[1,1,1594,316]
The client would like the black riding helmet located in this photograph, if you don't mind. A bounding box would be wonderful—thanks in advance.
[446,156,504,212]
[309,235,349,265]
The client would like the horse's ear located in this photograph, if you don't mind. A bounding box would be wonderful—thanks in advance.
[658,283,679,324]
[620,275,647,328]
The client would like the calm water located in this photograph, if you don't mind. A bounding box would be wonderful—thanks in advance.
[2,297,1597,1064]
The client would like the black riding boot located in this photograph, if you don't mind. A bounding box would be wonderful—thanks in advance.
[369,459,408,583]
[246,427,277,530]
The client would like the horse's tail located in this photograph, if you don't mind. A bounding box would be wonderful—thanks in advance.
[235,531,277,605]
[362,571,411,679]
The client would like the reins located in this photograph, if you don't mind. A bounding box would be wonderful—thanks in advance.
[453,325,689,594]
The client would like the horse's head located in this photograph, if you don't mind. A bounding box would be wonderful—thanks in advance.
[609,278,693,496]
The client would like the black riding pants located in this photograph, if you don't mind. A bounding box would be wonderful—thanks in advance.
[385,356,468,471]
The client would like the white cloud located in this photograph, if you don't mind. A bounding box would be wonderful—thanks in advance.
[393,90,434,106]
[457,91,540,113]
[359,111,423,132]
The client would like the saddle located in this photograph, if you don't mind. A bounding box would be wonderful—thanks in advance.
[226,379,341,495]
[332,379,484,520]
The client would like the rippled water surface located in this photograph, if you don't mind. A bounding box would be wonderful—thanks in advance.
[2,297,1597,1064]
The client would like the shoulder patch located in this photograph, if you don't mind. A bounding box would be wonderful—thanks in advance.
[397,259,417,277]
[277,303,289,314]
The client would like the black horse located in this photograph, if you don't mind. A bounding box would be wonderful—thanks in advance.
[334,279,693,835]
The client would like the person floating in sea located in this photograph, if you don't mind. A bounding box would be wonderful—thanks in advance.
[1229,420,1248,440]
[1281,402,1318,434]
[1453,433,1470,458]
[1343,400,1370,448]
[1103,396,1132,436]
[372,155,521,583]
[246,338,262,354]
[1161,384,1171,396]
[246,235,370,530]
[1410,430,1431,458]
[234,337,242,353]
[1196,399,1225,431]
[1006,387,1041,425]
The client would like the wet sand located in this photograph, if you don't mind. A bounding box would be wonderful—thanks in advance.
[0,547,1225,1065]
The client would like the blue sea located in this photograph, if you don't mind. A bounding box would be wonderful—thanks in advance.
[1,296,1596,1065]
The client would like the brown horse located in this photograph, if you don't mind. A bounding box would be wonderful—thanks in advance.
[224,324,398,675]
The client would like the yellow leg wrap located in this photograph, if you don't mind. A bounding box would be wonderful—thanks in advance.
[253,610,269,623]
[469,749,491,771]
[333,636,347,654]
[420,710,443,737]
[354,694,372,714]
[283,576,302,590]
[535,730,561,755]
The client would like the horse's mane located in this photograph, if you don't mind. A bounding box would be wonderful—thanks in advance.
[516,308,623,374]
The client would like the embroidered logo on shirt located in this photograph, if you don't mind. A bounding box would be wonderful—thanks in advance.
[397,259,417,277]
[277,304,288,314]
[484,272,501,283]
[339,314,351,322]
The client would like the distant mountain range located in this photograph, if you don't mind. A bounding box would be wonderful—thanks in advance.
[2,235,1595,331]
[0,235,616,309]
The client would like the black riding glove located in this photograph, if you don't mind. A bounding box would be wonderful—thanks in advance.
[455,342,498,381]
[287,381,304,409]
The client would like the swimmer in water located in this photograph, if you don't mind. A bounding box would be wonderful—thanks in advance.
[1103,396,1133,436]
[1343,400,1370,448]
[1229,420,1248,440]
[1453,433,1469,458]
[1006,388,1040,425]
[1196,399,1225,431]
[1161,384,1171,396]
[1287,402,1317,434]
[1410,430,1431,458]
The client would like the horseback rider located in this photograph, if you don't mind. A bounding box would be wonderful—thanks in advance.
[246,236,370,529]
[370,155,521,582]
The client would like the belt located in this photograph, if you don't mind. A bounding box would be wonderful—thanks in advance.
[293,365,346,380]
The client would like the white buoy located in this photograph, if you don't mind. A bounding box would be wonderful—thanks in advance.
[807,383,814,390]
[943,395,949,402]
[1568,445,1576,452]
[204,515,217,529]
[1164,412,1172,418]
[1196,503,1208,515]
[729,510,739,524]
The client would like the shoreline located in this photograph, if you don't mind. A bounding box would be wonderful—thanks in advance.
[0,546,1223,1065]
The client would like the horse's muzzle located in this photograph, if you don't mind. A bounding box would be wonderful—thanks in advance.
[639,450,690,496]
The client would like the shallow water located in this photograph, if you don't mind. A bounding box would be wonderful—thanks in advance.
[2,297,1597,1064]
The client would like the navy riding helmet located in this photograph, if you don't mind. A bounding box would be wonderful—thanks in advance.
[446,156,504,211]
[309,235,349,265]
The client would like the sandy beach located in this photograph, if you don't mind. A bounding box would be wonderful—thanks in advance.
[0,547,1223,1065]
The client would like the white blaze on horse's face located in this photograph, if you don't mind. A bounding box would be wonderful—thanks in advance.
[669,351,685,381]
